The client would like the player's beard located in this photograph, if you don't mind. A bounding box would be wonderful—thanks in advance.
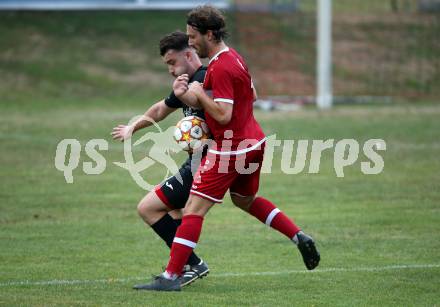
[196,39,209,59]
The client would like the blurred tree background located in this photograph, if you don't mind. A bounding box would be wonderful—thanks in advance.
[0,0,439,105]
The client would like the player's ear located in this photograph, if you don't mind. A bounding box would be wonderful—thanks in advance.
[206,30,214,42]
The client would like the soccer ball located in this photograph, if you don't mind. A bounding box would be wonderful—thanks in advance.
[173,116,210,152]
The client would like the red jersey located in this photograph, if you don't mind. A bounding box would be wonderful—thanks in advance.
[203,47,266,154]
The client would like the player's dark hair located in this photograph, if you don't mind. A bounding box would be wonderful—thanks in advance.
[159,31,190,56]
[187,5,228,42]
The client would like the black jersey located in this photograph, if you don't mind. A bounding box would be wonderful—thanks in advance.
[164,66,206,119]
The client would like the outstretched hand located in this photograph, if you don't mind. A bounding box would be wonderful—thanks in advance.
[111,124,133,142]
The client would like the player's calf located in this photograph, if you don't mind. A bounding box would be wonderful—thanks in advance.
[230,193,255,212]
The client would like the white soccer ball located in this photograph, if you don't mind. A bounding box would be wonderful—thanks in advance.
[173,116,210,152]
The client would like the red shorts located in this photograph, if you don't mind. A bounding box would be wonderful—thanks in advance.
[190,142,265,203]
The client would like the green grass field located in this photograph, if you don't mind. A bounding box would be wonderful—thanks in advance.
[1,100,439,306]
[1,10,440,307]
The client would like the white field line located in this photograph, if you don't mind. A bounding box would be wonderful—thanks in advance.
[0,264,439,287]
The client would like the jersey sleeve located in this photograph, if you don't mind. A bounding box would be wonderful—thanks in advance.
[164,91,183,109]
[191,68,207,83]
[211,66,234,105]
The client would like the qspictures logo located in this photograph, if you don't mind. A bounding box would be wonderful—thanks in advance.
[54,115,183,191]
[54,115,386,191]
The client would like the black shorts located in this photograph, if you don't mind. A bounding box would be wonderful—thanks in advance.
[154,157,194,209]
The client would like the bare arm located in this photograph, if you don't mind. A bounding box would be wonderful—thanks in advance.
[173,74,203,109]
[132,100,175,133]
[174,74,232,125]
[189,81,233,125]
[111,100,176,141]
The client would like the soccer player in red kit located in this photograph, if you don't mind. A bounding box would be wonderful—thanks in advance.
[134,5,320,291]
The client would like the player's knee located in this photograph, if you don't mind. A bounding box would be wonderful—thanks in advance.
[231,194,255,212]
[182,195,212,217]
[137,199,149,218]
[137,192,159,218]
[182,199,197,216]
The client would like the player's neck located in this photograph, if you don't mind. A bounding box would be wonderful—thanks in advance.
[188,61,203,77]
[208,41,228,61]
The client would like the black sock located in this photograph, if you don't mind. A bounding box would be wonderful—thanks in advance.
[150,214,201,266]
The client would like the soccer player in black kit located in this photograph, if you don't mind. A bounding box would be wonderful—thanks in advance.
[111,31,209,287]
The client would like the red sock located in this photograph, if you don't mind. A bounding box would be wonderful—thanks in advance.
[249,196,300,239]
[166,214,204,276]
